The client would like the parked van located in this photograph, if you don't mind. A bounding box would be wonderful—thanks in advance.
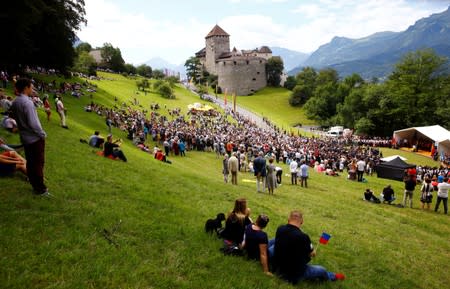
[325,126,344,137]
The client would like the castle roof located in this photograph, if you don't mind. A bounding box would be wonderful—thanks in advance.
[195,47,206,58]
[206,25,230,38]
[259,46,272,53]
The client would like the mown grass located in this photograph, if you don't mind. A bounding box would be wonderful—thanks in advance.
[234,87,315,128]
[1,72,449,289]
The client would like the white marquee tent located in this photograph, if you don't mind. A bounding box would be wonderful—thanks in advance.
[393,125,450,156]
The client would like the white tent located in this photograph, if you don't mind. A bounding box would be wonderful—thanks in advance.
[393,125,450,156]
[380,155,407,162]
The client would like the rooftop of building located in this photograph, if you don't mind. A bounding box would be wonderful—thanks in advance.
[205,24,230,38]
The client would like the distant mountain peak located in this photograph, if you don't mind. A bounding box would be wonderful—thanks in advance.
[291,6,450,79]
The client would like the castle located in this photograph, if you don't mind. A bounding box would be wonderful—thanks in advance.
[195,25,273,96]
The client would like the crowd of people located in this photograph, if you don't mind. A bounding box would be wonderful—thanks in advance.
[2,71,449,287]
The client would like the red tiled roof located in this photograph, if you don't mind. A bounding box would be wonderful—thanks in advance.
[206,25,230,38]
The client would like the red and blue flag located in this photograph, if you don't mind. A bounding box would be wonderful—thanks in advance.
[319,232,331,245]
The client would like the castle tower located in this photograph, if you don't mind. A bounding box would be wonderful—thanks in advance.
[205,25,230,75]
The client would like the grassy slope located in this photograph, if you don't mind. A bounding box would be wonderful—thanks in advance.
[224,86,315,128]
[1,72,449,289]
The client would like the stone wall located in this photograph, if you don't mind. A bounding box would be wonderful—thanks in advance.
[205,35,229,75]
[217,58,267,96]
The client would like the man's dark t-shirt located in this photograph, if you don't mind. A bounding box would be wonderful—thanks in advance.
[274,224,313,283]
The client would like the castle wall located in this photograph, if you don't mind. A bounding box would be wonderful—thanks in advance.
[217,58,267,96]
[205,36,229,75]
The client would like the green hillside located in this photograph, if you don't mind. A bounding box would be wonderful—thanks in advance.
[1,72,449,289]
[236,87,316,128]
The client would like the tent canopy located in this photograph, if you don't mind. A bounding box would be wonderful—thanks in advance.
[380,155,407,162]
[393,125,450,155]
[376,156,415,182]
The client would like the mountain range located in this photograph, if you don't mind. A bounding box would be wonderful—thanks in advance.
[144,57,186,77]
[290,6,450,79]
[144,6,450,80]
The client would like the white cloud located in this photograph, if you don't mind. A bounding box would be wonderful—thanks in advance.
[78,0,209,65]
[77,0,449,65]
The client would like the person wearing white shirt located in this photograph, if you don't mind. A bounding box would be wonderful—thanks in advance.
[356,159,366,182]
[435,177,450,214]
[289,158,298,185]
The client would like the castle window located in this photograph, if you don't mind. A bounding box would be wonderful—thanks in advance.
[246,60,249,65]
[223,62,226,65]
[252,78,256,81]
[234,61,237,65]
[259,60,262,63]
[257,72,260,75]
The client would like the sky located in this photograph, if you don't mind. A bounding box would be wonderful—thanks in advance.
[77,0,450,66]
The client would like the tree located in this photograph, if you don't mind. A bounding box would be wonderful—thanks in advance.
[137,79,149,91]
[73,51,96,76]
[124,63,137,75]
[152,69,165,80]
[100,43,125,72]
[136,64,152,78]
[76,42,92,54]
[0,0,87,72]
[154,81,174,99]
[266,56,284,86]
[290,67,317,105]
[284,76,296,90]
[303,68,340,125]
[184,57,201,82]
[386,49,447,128]
[289,85,309,106]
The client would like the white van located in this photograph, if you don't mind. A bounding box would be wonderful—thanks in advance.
[325,126,344,137]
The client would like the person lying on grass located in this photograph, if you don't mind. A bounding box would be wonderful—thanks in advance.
[0,150,27,176]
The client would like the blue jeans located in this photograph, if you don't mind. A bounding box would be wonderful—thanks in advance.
[302,264,336,281]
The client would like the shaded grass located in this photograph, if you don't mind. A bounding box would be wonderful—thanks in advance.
[1,72,449,289]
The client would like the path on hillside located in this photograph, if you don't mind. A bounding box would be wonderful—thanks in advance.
[206,93,273,131]
[186,85,321,134]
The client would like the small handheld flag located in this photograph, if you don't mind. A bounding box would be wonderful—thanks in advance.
[319,232,331,245]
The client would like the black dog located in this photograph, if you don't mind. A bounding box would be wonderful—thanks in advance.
[205,213,226,235]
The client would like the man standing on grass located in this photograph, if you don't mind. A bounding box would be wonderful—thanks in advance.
[11,78,49,196]
[356,158,366,182]
[228,152,239,185]
[56,96,68,129]
[253,151,266,192]
[289,157,298,185]
[299,160,309,188]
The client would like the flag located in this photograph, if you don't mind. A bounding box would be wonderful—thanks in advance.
[319,232,331,245]
[224,88,228,106]
[233,93,236,112]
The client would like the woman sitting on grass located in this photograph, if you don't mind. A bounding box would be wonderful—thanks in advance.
[220,198,252,246]
[241,214,272,276]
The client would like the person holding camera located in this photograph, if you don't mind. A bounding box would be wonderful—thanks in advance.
[103,134,127,162]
